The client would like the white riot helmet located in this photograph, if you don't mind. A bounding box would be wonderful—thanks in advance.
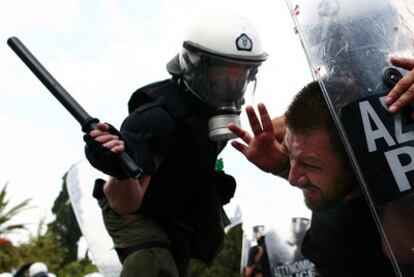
[167,10,268,141]
[29,262,48,277]
[253,225,266,240]
[180,10,267,111]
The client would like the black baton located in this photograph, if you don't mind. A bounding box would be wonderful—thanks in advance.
[7,36,143,179]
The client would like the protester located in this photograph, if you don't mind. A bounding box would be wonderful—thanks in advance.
[229,81,403,276]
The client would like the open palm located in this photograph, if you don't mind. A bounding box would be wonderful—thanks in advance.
[229,103,289,173]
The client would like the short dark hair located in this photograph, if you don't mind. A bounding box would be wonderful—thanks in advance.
[285,81,346,159]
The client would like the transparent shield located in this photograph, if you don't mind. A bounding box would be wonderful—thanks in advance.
[240,216,316,276]
[285,0,414,275]
[66,160,121,277]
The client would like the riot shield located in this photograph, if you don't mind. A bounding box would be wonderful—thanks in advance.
[240,219,316,276]
[285,0,414,275]
[66,160,122,277]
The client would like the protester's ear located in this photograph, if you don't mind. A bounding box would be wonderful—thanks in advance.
[272,115,286,143]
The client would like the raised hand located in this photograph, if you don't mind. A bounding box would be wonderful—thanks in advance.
[228,103,289,174]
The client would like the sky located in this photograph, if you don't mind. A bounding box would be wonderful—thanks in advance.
[0,0,313,244]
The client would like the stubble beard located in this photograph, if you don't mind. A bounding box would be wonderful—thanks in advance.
[304,190,340,212]
[303,180,356,212]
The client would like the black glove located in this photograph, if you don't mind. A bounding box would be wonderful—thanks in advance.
[84,123,128,179]
[212,171,237,205]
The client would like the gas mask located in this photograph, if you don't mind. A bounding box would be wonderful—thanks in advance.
[180,45,263,141]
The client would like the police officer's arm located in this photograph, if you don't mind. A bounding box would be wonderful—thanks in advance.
[228,103,290,177]
[386,57,414,118]
[105,106,175,214]
[87,123,150,214]
[103,175,150,214]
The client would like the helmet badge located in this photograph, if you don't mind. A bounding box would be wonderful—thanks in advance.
[235,33,253,51]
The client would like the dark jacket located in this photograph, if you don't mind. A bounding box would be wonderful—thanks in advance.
[302,197,395,277]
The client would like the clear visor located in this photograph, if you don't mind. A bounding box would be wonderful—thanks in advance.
[180,48,262,111]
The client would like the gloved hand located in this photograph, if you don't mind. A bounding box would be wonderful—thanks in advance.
[84,123,129,179]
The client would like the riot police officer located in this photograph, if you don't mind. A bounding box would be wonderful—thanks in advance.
[85,10,267,277]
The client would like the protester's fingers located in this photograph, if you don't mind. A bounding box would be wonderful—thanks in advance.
[228,123,252,144]
[231,140,248,155]
[390,57,414,71]
[257,103,274,133]
[246,105,263,137]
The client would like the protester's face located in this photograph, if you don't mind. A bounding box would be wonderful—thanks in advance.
[285,128,355,211]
